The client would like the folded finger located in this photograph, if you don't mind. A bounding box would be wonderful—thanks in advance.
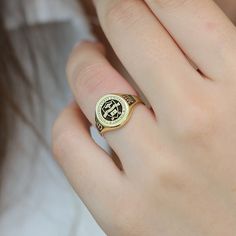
[66,41,157,174]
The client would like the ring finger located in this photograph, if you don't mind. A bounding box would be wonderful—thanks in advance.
[66,41,158,174]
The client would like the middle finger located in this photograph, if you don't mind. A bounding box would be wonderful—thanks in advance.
[93,0,203,117]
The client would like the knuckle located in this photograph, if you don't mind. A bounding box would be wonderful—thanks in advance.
[66,44,85,78]
[156,161,188,193]
[66,42,110,94]
[74,61,108,94]
[104,0,143,29]
[146,156,189,194]
[66,42,102,82]
[174,102,215,140]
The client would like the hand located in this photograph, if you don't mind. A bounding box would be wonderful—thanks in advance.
[52,1,236,235]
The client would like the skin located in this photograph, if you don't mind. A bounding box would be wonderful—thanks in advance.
[214,0,236,23]
[52,0,236,235]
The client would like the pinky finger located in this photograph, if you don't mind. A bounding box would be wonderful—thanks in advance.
[52,102,126,229]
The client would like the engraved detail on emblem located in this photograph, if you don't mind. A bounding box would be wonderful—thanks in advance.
[96,94,130,129]
[101,99,123,122]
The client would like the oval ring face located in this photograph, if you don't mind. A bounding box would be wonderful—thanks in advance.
[95,94,130,128]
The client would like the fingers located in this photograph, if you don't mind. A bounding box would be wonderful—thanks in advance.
[144,0,236,81]
[66,41,157,172]
[92,0,202,116]
[52,103,126,222]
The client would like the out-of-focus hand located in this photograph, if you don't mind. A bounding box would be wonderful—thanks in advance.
[52,1,236,235]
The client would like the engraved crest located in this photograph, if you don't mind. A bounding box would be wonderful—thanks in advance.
[95,94,130,128]
[101,99,123,121]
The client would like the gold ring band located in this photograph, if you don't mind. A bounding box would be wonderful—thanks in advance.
[95,93,144,136]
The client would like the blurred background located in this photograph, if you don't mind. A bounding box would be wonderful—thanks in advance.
[0,0,110,235]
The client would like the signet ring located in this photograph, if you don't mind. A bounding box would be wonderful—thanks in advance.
[95,93,144,136]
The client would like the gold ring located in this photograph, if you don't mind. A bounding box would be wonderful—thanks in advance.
[95,93,144,136]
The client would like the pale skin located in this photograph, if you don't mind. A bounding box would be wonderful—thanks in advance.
[52,0,236,235]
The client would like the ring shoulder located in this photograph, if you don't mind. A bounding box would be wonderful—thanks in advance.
[120,94,137,106]
[95,115,105,133]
